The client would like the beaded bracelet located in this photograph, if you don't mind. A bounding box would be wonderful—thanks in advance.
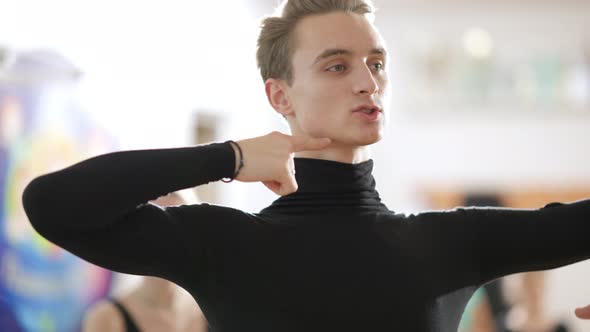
[222,140,244,183]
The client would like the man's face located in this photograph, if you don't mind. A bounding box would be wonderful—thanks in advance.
[285,12,389,147]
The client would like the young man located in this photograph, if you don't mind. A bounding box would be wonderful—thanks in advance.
[22,1,590,331]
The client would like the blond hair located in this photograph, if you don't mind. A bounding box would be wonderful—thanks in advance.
[256,0,375,85]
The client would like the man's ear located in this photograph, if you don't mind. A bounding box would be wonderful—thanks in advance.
[265,78,294,116]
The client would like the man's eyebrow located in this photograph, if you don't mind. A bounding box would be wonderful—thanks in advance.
[371,47,387,56]
[313,49,352,65]
[312,47,387,65]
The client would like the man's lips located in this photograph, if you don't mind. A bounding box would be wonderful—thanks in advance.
[352,105,383,121]
[352,104,383,114]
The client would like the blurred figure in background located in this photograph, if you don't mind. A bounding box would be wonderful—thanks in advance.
[82,190,209,332]
[505,271,568,332]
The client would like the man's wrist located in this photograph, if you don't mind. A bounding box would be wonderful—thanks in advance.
[221,140,244,183]
[231,141,241,174]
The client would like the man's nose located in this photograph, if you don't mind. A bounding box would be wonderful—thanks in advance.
[352,65,379,95]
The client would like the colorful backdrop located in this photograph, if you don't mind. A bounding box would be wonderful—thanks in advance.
[0,49,114,332]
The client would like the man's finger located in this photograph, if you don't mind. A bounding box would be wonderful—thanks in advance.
[575,305,590,319]
[291,137,331,152]
[277,172,298,196]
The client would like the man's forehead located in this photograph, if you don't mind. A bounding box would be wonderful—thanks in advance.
[298,41,388,63]
[292,12,386,60]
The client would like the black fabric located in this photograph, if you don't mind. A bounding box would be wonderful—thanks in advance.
[465,194,512,332]
[110,299,140,332]
[22,142,590,332]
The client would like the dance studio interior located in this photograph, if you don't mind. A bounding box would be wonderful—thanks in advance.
[0,0,589,331]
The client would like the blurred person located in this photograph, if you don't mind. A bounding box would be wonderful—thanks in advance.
[82,191,209,332]
[505,272,569,332]
[458,288,495,332]
[21,1,590,331]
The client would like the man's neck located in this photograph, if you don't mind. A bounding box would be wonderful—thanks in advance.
[295,144,371,164]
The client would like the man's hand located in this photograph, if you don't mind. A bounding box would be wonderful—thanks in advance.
[234,131,331,196]
[575,305,590,319]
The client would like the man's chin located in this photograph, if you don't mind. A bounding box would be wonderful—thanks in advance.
[357,131,383,146]
[339,135,382,147]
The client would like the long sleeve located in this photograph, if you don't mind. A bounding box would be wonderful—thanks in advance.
[21,142,236,282]
[465,200,590,281]
[407,199,590,293]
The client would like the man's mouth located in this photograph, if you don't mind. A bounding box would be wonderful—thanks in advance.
[359,108,377,114]
[352,104,382,114]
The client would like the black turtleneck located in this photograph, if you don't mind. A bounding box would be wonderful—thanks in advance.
[260,157,389,216]
[22,142,590,332]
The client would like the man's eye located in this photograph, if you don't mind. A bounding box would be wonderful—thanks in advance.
[372,62,384,71]
[327,64,346,72]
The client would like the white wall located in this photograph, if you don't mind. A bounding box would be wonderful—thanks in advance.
[0,0,271,149]
[366,0,590,210]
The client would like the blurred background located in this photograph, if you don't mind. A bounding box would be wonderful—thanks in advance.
[0,0,588,331]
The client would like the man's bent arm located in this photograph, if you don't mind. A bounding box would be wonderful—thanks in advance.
[21,142,236,279]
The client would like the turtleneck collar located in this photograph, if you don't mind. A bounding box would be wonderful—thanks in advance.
[293,157,376,193]
[259,157,389,216]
